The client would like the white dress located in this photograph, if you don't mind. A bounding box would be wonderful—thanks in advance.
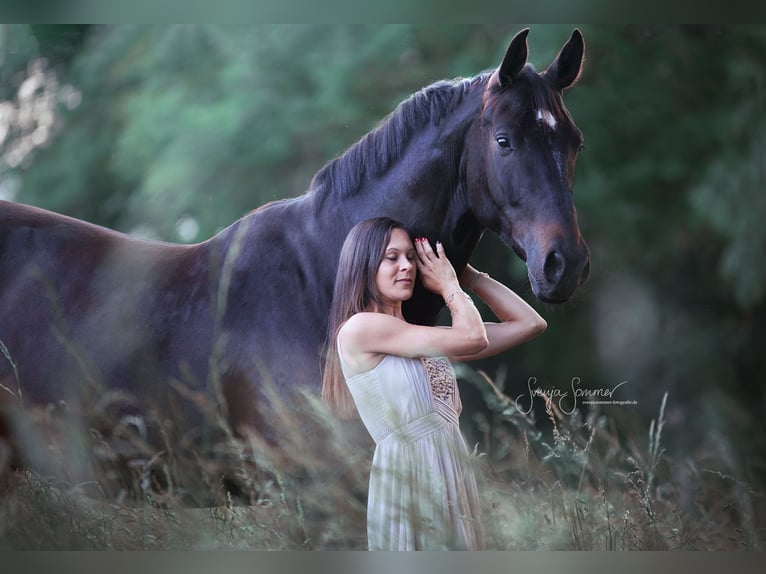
[339,344,484,550]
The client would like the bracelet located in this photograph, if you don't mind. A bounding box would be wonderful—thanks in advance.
[445,290,471,305]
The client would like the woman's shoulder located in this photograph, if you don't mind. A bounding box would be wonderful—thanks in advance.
[340,312,404,336]
[338,313,410,357]
[338,313,408,375]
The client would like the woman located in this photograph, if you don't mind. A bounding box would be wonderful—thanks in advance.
[322,217,547,550]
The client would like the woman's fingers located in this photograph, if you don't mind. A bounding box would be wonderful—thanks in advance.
[415,238,436,270]
[414,236,458,294]
[415,237,428,267]
[418,237,435,259]
[415,237,453,274]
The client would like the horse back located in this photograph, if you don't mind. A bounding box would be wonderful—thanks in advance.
[0,201,210,404]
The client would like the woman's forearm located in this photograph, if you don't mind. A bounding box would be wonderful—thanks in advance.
[462,268,547,333]
[441,280,489,350]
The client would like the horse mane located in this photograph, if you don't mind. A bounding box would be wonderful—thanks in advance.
[309,74,488,205]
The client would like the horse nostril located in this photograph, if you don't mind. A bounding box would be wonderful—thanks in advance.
[543,250,565,284]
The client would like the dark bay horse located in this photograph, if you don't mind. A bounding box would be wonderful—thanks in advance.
[0,29,590,491]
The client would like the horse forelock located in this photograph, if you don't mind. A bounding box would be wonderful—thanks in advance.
[309,76,480,204]
[531,78,569,130]
[484,65,569,131]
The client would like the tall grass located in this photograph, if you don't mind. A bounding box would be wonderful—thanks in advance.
[461,368,764,550]
[1,362,762,550]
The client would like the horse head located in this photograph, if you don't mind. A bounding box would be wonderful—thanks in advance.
[466,28,591,303]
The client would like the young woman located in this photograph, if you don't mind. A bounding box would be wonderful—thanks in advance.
[322,217,547,550]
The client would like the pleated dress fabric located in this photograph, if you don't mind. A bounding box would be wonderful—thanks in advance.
[339,344,484,551]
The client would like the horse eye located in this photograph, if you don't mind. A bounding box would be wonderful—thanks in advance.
[496,136,511,149]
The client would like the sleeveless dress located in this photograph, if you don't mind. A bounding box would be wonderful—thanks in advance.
[338,344,484,550]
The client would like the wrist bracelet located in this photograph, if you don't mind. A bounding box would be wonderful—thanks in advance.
[445,290,471,305]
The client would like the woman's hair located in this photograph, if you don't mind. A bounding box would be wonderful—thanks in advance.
[321,217,410,419]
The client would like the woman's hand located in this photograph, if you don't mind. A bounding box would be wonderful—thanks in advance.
[414,238,460,297]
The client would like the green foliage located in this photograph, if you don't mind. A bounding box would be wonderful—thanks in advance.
[690,27,766,309]
[28,25,90,69]
[10,25,428,239]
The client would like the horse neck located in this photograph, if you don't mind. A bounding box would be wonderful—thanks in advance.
[314,76,489,257]
[401,79,488,264]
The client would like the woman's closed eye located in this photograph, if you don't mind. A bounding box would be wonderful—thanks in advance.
[386,252,415,262]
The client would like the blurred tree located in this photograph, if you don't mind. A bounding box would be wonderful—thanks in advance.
[0,25,38,101]
[556,26,766,476]
[11,25,432,239]
[28,25,91,69]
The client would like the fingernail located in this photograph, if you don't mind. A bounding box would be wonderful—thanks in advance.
[414,237,419,243]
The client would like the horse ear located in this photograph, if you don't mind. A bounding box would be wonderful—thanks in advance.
[497,28,529,87]
[544,28,585,90]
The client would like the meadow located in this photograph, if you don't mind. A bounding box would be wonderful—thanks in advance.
[1,366,759,551]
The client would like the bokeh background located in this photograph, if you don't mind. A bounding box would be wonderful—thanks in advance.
[1,24,764,547]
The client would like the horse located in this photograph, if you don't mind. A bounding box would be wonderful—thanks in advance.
[0,28,590,501]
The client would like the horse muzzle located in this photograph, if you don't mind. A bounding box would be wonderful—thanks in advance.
[528,239,591,303]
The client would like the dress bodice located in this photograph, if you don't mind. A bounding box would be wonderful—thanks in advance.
[338,346,462,445]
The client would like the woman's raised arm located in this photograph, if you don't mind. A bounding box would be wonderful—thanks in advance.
[448,265,547,362]
[338,240,488,373]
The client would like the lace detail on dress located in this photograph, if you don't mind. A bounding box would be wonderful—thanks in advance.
[420,357,456,402]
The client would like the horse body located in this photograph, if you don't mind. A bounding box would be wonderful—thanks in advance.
[0,29,590,476]
[0,203,213,404]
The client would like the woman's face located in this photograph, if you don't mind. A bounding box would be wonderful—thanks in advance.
[375,228,416,306]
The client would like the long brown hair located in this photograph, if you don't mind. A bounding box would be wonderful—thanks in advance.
[321,217,410,419]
